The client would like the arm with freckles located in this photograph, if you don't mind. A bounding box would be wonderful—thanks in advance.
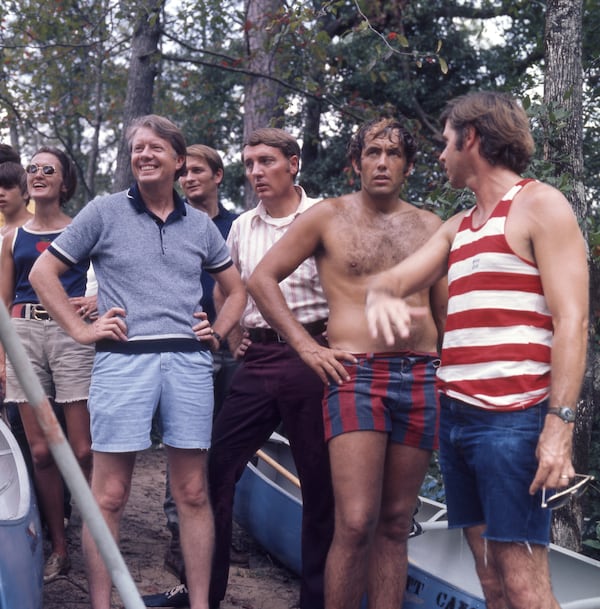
[248,203,356,385]
[366,217,457,345]
[525,187,589,494]
[29,250,127,345]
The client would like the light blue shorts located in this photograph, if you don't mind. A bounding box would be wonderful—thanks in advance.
[89,351,214,452]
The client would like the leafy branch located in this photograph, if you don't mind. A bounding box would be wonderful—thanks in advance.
[351,0,448,73]
[161,29,365,121]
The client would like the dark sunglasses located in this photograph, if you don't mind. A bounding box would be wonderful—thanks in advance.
[26,164,58,176]
[541,474,594,510]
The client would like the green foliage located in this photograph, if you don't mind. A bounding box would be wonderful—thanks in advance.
[0,0,597,222]
[0,0,131,207]
[0,0,570,211]
[0,0,600,230]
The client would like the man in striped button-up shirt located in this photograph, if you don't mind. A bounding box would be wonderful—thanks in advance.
[208,128,334,609]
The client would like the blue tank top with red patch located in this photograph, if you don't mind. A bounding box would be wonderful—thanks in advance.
[12,226,89,304]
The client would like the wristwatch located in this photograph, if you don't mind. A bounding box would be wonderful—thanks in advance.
[547,406,576,423]
[210,329,224,349]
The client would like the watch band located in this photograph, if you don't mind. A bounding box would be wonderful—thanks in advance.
[547,406,576,423]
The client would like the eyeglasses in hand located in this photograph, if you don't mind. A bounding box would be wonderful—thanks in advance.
[541,474,594,510]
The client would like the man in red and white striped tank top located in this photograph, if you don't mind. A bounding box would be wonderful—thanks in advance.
[365,92,588,609]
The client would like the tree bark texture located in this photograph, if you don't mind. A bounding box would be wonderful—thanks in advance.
[242,0,286,209]
[543,0,591,551]
[113,1,164,191]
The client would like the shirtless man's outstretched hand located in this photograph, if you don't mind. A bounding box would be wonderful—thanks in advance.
[365,290,428,346]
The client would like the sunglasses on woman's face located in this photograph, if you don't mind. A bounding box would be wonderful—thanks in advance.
[26,164,58,176]
[541,474,594,510]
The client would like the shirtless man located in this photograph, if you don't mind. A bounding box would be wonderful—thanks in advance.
[248,117,447,609]
[365,92,588,609]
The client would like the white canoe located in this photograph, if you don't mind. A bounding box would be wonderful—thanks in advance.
[233,432,600,609]
[0,417,43,609]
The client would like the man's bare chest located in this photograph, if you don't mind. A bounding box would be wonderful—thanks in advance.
[329,212,431,277]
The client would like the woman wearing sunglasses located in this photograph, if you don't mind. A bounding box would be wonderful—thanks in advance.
[0,147,96,584]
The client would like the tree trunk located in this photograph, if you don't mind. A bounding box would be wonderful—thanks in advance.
[84,12,108,204]
[242,0,286,209]
[113,1,164,191]
[300,95,323,197]
[543,0,591,551]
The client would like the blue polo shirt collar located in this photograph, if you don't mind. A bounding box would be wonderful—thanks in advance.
[127,183,188,218]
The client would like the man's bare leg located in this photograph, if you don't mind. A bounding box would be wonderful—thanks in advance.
[82,451,136,609]
[325,431,387,609]
[167,446,214,609]
[465,525,560,609]
[367,444,431,609]
[464,526,507,609]
[490,539,559,609]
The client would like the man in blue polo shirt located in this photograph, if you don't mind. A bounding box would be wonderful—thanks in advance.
[29,115,246,609]
[144,144,241,608]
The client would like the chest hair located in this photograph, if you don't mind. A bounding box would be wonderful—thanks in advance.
[334,208,431,277]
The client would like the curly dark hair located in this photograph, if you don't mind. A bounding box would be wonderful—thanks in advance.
[348,117,417,169]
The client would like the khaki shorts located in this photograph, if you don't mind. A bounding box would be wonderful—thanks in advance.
[6,318,94,404]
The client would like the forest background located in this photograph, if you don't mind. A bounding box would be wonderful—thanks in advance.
[1,0,599,556]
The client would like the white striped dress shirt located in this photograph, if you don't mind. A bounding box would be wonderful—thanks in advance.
[227,186,329,329]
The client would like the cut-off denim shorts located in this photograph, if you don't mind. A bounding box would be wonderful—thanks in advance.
[439,393,552,545]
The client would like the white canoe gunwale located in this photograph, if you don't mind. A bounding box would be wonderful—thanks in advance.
[0,417,44,609]
[234,432,600,609]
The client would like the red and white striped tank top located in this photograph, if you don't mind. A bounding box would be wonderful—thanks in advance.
[437,179,553,410]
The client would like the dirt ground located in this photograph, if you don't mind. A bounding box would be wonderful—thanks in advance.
[43,445,300,609]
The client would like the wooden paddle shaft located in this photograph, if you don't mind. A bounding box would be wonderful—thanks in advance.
[256,449,301,489]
